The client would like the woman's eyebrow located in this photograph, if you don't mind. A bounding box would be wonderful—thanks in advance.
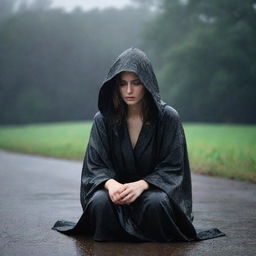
[120,78,141,82]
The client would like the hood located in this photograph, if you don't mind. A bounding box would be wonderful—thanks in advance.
[98,47,167,119]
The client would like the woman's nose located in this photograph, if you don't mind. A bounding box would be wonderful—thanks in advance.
[127,83,133,93]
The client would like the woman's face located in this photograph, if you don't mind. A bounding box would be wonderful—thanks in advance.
[118,71,145,106]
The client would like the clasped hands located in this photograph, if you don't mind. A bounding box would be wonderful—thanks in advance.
[104,179,149,205]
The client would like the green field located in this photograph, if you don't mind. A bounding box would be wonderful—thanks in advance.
[0,121,255,183]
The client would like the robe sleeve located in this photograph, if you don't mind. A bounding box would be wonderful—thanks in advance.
[80,111,116,210]
[143,106,193,218]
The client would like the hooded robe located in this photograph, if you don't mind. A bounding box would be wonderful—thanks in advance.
[52,47,225,242]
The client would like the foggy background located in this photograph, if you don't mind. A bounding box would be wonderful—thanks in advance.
[0,0,255,125]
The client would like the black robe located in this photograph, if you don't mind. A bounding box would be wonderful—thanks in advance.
[52,47,225,242]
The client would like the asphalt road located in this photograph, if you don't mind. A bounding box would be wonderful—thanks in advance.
[0,150,255,256]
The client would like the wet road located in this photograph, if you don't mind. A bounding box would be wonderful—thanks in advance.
[0,150,255,256]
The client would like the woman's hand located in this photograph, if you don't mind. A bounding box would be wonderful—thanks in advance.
[104,179,126,204]
[117,180,149,205]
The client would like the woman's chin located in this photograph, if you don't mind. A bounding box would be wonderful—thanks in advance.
[125,101,136,105]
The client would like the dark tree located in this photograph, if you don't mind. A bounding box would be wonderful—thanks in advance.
[141,0,256,123]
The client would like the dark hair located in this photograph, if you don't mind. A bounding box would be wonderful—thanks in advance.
[109,73,158,125]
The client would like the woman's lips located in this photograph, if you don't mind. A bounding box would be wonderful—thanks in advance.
[125,97,135,100]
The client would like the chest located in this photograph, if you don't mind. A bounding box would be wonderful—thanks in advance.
[126,118,143,149]
[109,117,159,180]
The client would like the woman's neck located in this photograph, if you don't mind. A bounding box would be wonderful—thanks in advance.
[127,103,143,120]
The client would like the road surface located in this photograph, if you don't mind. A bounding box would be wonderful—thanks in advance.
[0,150,255,256]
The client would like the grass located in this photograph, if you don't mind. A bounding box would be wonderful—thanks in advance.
[0,121,92,160]
[0,121,255,183]
[184,123,256,183]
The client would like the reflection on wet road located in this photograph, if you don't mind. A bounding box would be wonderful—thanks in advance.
[0,150,255,256]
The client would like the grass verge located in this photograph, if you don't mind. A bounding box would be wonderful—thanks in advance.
[0,121,255,183]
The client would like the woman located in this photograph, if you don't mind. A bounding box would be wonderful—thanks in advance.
[52,47,225,242]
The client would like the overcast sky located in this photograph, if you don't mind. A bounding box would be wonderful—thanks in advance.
[51,0,133,12]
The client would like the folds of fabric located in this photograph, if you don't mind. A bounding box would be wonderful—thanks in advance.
[52,48,225,241]
[52,108,225,241]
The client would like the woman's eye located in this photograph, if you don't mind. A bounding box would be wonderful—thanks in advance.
[119,80,142,86]
[133,81,142,86]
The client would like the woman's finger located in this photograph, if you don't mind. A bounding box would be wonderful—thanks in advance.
[119,192,134,203]
[122,195,136,204]
[119,188,131,199]
[117,186,126,194]
[113,190,123,201]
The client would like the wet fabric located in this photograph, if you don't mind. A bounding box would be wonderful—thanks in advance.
[52,47,225,242]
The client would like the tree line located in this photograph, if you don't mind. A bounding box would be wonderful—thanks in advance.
[0,0,255,124]
[140,0,256,123]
